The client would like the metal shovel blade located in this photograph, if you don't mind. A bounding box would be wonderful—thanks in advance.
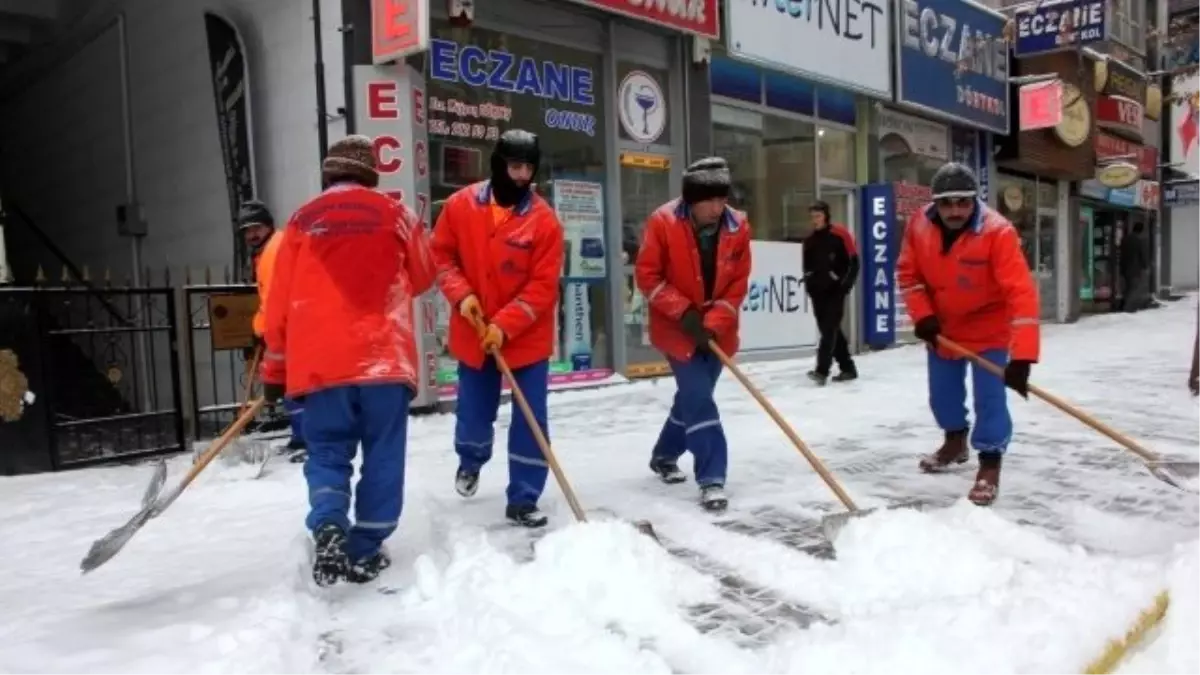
[80,460,168,574]
[1148,461,1200,492]
[820,501,929,542]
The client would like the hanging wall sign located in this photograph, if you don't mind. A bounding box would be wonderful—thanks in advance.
[565,0,719,39]
[860,184,898,348]
[894,0,1010,134]
[1013,0,1107,57]
[617,70,667,145]
[727,0,892,98]
[371,0,429,64]
[1096,94,1145,140]
[1095,162,1140,188]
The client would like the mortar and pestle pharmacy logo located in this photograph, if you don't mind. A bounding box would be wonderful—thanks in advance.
[0,349,34,423]
[618,70,666,145]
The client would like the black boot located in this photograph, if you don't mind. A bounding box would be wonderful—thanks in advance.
[700,484,728,512]
[506,504,549,528]
[831,366,858,382]
[455,467,479,498]
[345,550,392,584]
[807,370,828,386]
[311,523,350,587]
[649,458,687,484]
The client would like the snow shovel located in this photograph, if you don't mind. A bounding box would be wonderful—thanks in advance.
[470,314,660,542]
[938,336,1200,492]
[707,340,924,541]
[80,398,266,574]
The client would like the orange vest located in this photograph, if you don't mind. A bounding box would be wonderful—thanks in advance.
[251,231,282,337]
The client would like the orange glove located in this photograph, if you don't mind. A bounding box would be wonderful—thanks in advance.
[459,295,483,328]
[480,323,505,353]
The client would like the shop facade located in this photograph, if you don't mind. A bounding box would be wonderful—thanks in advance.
[1161,1,1199,292]
[994,48,1099,323]
[687,0,889,366]
[359,0,718,399]
[864,0,1007,347]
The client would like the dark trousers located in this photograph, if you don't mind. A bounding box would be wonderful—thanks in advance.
[650,352,728,486]
[811,292,855,375]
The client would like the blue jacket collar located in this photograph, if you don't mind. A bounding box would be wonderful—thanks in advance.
[476,180,535,217]
[673,199,741,233]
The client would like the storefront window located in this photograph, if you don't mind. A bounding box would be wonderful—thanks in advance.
[619,160,672,372]
[818,127,855,183]
[997,172,1058,320]
[712,104,817,242]
[422,24,612,396]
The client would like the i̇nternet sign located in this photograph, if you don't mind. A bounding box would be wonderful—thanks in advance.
[1013,0,1107,57]
[894,0,1010,134]
[860,183,897,347]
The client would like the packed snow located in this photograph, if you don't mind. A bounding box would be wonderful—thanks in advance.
[1,299,1197,674]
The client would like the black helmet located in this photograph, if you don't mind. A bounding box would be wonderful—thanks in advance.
[490,129,541,207]
[930,162,979,200]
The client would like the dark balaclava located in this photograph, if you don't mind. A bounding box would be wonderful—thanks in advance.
[490,129,541,207]
[322,134,380,189]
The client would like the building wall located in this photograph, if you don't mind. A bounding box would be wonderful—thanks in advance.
[1170,205,1200,290]
[0,0,347,284]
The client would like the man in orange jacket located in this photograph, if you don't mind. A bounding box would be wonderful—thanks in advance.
[635,157,752,512]
[260,135,437,586]
[896,162,1040,506]
[239,200,305,462]
[432,130,564,528]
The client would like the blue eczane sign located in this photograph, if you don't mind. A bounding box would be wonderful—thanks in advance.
[894,0,1010,135]
[860,184,897,347]
[428,38,598,136]
[1014,0,1107,57]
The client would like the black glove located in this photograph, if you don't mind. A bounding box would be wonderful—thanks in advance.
[914,316,941,344]
[680,308,712,350]
[1004,360,1032,399]
[263,382,286,405]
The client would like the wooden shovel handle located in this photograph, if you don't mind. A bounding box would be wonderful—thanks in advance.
[469,315,588,523]
[936,336,1162,463]
[708,340,860,512]
[179,398,266,490]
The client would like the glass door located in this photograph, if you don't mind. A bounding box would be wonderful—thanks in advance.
[818,187,860,348]
[619,159,673,377]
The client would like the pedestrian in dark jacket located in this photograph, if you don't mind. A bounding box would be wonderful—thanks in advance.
[1119,222,1148,312]
[803,201,860,385]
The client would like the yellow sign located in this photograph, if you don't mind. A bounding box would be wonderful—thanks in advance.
[626,362,670,378]
[1095,162,1140,189]
[208,293,260,351]
[1146,84,1162,121]
[619,152,670,170]
[0,349,30,423]
[1053,83,1091,148]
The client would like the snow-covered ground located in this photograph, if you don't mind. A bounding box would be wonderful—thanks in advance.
[1,299,1197,674]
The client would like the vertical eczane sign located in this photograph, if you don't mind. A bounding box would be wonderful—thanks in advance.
[860,184,897,347]
[352,64,438,407]
[372,0,430,65]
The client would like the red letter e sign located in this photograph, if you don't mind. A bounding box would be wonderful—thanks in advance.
[372,0,428,65]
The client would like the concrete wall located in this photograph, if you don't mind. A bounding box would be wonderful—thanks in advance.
[0,0,346,284]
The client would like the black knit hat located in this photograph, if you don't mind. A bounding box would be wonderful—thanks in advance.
[682,157,732,205]
[323,134,379,188]
[237,199,274,231]
[930,162,979,200]
[808,200,831,222]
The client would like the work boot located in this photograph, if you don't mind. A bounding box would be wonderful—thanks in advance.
[968,453,1002,506]
[918,428,969,473]
[455,467,479,498]
[700,484,728,512]
[311,523,349,588]
[345,549,392,584]
[649,458,687,484]
[807,370,828,386]
[506,504,549,528]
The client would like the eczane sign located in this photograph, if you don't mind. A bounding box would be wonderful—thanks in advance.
[860,184,897,347]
